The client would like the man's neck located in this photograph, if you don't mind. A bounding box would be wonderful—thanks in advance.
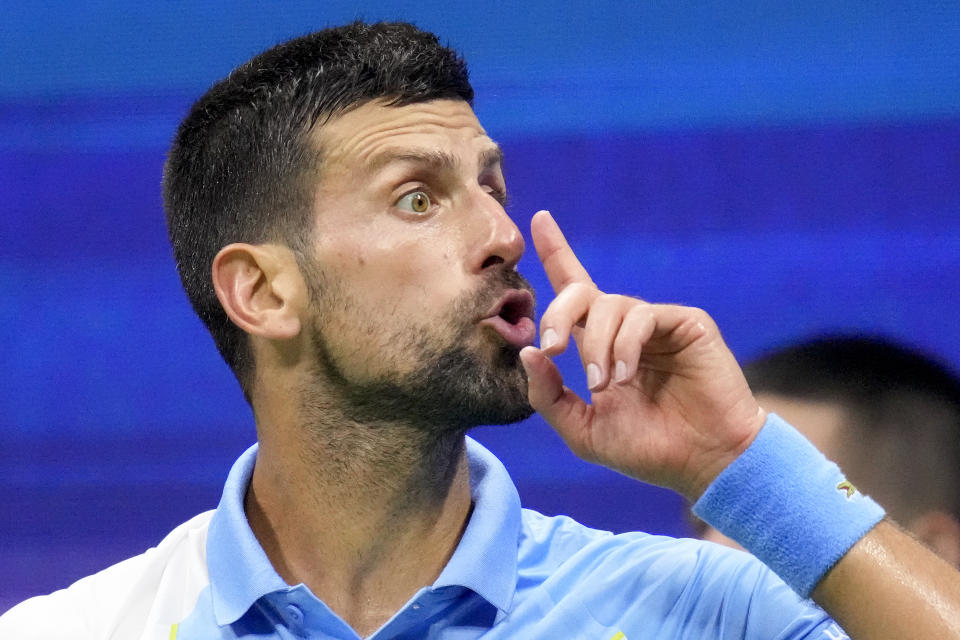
[245,405,472,637]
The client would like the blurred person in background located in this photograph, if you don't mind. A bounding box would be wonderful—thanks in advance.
[694,335,960,567]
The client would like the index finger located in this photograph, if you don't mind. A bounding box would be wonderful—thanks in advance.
[530,210,596,294]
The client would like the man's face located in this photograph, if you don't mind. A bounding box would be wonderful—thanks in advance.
[297,98,536,430]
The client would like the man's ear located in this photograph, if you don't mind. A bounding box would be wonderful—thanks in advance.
[909,510,960,569]
[211,243,306,341]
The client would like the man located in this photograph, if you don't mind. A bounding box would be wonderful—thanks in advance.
[696,336,960,567]
[3,21,960,639]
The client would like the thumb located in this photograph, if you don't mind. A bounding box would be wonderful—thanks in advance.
[520,346,591,445]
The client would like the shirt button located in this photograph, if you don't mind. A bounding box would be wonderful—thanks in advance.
[285,604,304,625]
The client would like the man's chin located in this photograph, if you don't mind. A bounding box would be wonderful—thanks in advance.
[417,343,533,428]
[323,339,532,431]
[473,402,535,427]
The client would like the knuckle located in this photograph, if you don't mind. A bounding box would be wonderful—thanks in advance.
[553,284,582,307]
[567,281,595,297]
[540,315,573,336]
[590,293,619,312]
[684,306,717,333]
[629,303,655,322]
[689,306,712,323]
[537,310,558,331]
[602,292,627,306]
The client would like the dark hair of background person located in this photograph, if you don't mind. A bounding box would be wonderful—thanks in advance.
[162,21,473,400]
[744,334,960,525]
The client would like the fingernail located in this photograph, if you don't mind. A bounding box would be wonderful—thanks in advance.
[541,328,558,350]
[614,360,627,382]
[587,363,601,389]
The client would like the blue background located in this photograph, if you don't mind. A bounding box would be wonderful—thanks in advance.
[3,1,960,611]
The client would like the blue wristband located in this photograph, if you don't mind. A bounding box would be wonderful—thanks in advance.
[693,413,885,597]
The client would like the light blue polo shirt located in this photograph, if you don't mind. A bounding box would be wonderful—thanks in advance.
[176,438,846,639]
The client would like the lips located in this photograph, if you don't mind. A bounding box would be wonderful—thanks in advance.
[479,289,536,348]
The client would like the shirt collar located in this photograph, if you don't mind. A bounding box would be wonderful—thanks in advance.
[206,436,521,626]
[206,443,288,625]
[434,436,521,613]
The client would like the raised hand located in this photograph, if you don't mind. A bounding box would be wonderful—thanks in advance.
[519,210,767,501]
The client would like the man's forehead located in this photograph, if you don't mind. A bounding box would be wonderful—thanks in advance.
[312,99,496,171]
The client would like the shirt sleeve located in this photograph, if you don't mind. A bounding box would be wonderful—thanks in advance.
[688,540,849,640]
[567,533,848,639]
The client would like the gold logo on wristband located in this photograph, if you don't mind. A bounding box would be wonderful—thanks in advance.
[836,480,858,499]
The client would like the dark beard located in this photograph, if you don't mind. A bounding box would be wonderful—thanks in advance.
[306,268,535,433]
[319,339,533,431]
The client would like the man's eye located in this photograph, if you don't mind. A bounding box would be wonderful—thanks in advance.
[396,191,431,214]
[485,186,508,206]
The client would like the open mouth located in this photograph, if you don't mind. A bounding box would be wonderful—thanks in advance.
[480,290,536,348]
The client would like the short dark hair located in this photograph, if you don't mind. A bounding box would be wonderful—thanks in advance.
[163,21,473,397]
[745,335,960,521]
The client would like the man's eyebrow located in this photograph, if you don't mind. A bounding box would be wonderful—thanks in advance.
[478,145,504,172]
[364,145,504,175]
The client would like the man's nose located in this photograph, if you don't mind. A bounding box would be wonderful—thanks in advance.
[467,190,525,273]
